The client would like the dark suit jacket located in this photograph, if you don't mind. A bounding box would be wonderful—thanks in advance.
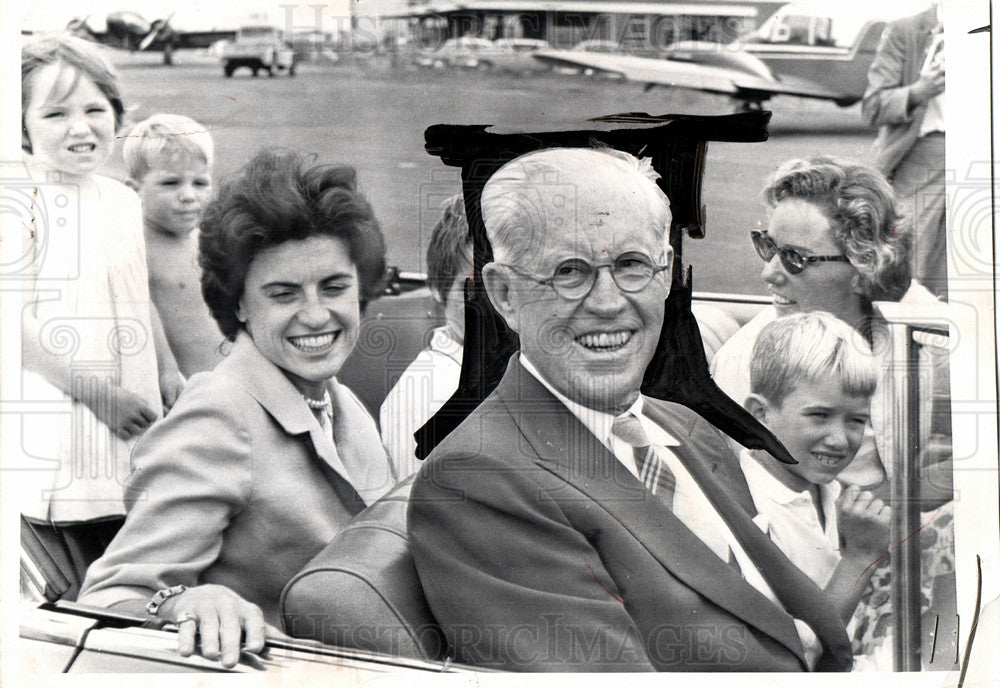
[408,356,851,671]
[862,7,940,175]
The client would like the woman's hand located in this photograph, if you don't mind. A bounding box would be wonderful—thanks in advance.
[90,385,158,440]
[159,584,268,668]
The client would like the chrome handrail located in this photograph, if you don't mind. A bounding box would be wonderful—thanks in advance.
[876,301,952,672]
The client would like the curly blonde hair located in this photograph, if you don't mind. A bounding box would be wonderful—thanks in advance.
[763,156,911,303]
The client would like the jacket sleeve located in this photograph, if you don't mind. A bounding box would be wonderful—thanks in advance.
[861,21,917,127]
[77,376,253,609]
[407,450,656,672]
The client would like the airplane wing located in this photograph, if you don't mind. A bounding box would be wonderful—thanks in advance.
[534,50,847,104]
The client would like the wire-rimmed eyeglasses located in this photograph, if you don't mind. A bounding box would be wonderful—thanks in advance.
[750,230,850,275]
[496,252,670,300]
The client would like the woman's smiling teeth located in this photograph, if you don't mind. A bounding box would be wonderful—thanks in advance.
[288,332,338,352]
[576,330,632,351]
[68,143,96,152]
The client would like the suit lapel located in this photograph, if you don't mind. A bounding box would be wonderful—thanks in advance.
[664,411,853,670]
[494,359,809,665]
[644,401,757,514]
[217,333,365,506]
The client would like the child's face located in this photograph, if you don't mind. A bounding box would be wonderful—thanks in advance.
[22,62,116,177]
[136,154,212,236]
[757,375,871,488]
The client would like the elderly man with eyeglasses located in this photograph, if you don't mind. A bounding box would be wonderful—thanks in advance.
[407,148,855,672]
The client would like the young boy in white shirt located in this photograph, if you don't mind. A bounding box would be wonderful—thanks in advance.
[742,312,891,666]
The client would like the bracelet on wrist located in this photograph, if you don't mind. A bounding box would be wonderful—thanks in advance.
[146,584,187,616]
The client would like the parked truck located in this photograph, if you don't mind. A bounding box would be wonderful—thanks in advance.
[222,26,295,77]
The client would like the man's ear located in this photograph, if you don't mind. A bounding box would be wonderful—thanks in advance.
[663,242,674,266]
[481,262,519,333]
[744,393,770,423]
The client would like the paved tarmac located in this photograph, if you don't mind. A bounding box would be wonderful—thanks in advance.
[109,51,881,296]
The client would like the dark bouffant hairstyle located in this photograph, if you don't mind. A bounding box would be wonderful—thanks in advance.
[762,156,911,304]
[199,149,386,341]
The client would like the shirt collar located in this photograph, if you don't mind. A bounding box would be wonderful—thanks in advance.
[740,449,842,507]
[429,325,464,363]
[519,353,679,449]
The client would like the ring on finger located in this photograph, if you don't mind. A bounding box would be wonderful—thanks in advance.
[175,612,198,625]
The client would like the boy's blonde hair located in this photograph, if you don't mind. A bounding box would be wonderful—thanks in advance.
[750,312,879,406]
[123,113,214,181]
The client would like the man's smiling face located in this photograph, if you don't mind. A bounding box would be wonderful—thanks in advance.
[488,168,671,414]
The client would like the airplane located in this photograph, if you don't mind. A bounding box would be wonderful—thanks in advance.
[64,12,236,65]
[533,2,915,111]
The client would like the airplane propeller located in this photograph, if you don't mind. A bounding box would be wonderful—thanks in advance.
[138,12,175,52]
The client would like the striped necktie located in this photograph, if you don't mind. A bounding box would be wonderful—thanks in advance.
[611,413,676,508]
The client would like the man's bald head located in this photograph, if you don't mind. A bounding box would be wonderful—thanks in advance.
[481,148,672,265]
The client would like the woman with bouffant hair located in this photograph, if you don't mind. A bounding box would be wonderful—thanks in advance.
[80,149,396,667]
[200,150,388,339]
[712,155,939,489]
